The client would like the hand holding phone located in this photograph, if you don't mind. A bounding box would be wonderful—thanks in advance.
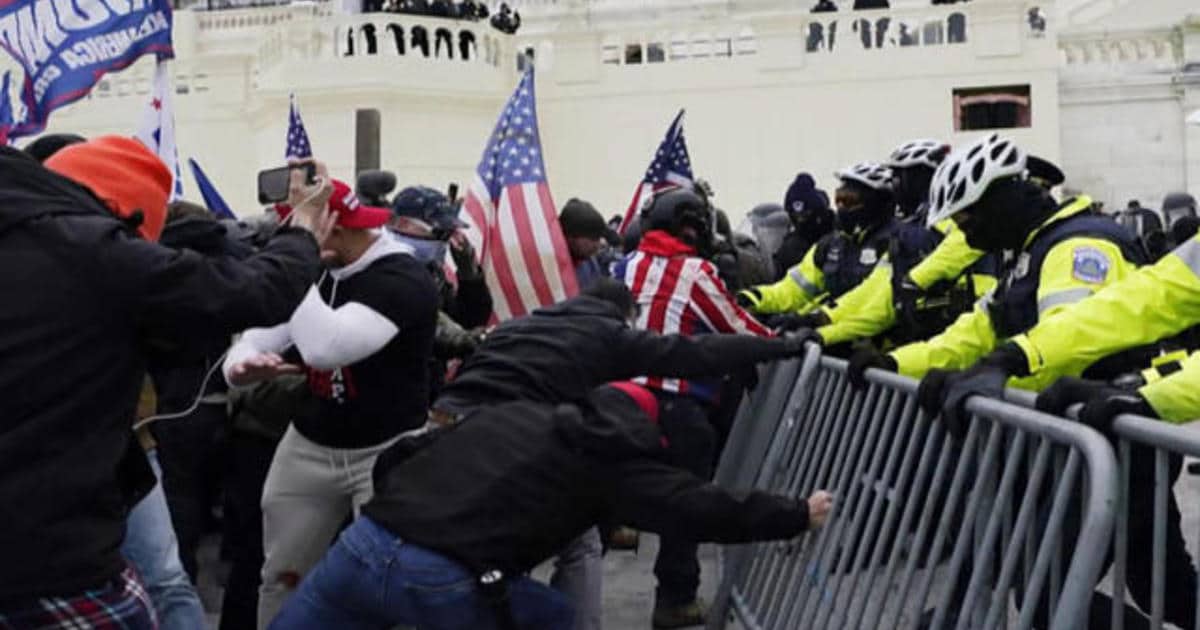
[257,163,318,205]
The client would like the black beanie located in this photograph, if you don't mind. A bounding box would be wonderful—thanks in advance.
[560,198,607,239]
[24,133,86,163]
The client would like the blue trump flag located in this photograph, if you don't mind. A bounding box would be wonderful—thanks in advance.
[0,0,175,139]
[0,71,12,145]
[188,158,236,220]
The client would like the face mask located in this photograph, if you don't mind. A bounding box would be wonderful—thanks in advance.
[393,230,448,264]
[894,167,934,218]
[835,205,884,239]
[958,179,1054,253]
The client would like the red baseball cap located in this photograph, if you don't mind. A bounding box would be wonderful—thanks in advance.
[329,179,392,229]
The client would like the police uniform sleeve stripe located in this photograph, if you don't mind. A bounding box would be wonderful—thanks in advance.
[789,267,821,296]
[1036,287,1094,315]
[1174,238,1200,278]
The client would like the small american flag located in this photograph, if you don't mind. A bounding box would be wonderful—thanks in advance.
[461,68,578,322]
[619,109,694,234]
[286,93,313,161]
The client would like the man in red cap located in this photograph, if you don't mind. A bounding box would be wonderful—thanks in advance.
[0,137,332,629]
[222,179,440,628]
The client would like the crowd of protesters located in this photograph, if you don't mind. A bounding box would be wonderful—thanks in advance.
[3,123,1199,630]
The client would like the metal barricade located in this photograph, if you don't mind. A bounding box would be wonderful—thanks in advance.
[710,351,1119,630]
[1001,389,1200,630]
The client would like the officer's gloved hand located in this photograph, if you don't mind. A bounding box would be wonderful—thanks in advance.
[1036,377,1156,434]
[783,328,823,357]
[917,369,955,418]
[934,343,1030,439]
[737,288,763,310]
[765,313,825,335]
[847,347,898,390]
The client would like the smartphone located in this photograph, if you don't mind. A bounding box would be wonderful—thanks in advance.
[257,163,317,205]
[447,182,459,203]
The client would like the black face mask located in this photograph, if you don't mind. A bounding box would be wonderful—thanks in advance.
[893,167,934,219]
[835,199,891,241]
[958,179,1056,253]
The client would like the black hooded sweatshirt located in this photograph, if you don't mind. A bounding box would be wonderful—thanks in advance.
[366,387,811,575]
[0,148,321,602]
[434,294,800,414]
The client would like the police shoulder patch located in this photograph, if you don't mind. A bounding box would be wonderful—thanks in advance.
[1071,247,1111,284]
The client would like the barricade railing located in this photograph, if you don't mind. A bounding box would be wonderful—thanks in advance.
[710,347,1120,630]
[1005,386,1200,630]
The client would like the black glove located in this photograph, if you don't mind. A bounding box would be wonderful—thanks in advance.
[934,343,1030,439]
[847,347,898,390]
[1037,376,1155,433]
[737,288,763,310]
[917,369,955,418]
[766,312,831,335]
[450,237,483,282]
[782,311,831,331]
[783,328,823,357]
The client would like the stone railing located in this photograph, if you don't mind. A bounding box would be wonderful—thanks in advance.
[1059,27,1181,68]
[193,1,335,32]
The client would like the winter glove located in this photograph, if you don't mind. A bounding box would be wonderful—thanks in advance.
[1036,376,1156,434]
[847,347,898,390]
[737,288,764,310]
[917,369,955,419]
[933,343,1030,439]
[449,234,483,282]
[783,328,824,357]
[763,313,822,336]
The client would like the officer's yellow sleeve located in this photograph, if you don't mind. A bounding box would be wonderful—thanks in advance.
[1140,353,1200,424]
[908,225,985,290]
[818,263,894,345]
[1003,238,1138,390]
[751,246,825,314]
[1012,236,1200,378]
[889,303,997,379]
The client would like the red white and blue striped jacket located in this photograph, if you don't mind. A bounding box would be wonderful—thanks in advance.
[615,230,772,403]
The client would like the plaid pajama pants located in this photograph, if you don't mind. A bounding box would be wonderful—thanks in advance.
[0,566,158,630]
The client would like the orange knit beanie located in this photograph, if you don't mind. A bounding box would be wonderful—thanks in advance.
[45,136,173,242]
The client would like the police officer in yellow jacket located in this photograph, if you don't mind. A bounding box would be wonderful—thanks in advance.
[738,163,941,320]
[929,236,1200,630]
[849,134,1147,430]
[809,140,994,351]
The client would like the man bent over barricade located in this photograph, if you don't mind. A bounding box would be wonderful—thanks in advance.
[270,383,834,630]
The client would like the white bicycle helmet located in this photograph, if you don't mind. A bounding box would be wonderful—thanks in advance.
[887,139,951,170]
[925,134,1026,228]
[835,162,894,192]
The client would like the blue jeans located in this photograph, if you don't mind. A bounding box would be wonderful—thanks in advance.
[122,449,209,630]
[270,516,574,630]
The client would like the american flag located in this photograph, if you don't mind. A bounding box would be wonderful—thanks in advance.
[460,69,578,322]
[286,93,313,161]
[618,109,694,234]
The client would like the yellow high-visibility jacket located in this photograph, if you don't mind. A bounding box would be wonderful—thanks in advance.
[1011,233,1200,382]
[889,196,1141,390]
[1140,352,1200,423]
[818,223,989,345]
[748,241,828,315]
